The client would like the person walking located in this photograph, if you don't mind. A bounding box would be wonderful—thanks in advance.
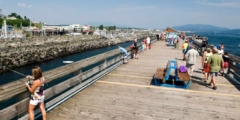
[202,48,212,82]
[222,52,230,77]
[133,39,139,59]
[182,41,189,61]
[184,45,199,77]
[156,34,160,41]
[207,48,224,90]
[25,66,46,120]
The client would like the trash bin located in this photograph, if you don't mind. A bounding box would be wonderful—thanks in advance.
[176,42,180,49]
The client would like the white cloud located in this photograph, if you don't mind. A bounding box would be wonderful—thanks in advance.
[17,3,33,8]
[196,0,240,8]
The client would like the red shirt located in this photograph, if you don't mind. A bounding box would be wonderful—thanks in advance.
[143,39,147,44]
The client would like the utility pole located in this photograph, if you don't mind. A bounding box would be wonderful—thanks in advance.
[1,20,8,38]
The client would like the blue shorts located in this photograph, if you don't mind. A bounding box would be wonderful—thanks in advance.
[182,49,186,53]
[210,72,218,77]
[123,53,128,58]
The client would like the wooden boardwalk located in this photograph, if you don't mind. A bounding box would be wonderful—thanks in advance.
[46,41,240,120]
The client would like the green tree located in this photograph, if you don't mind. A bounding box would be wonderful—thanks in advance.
[8,13,17,17]
[24,16,27,20]
[99,25,104,30]
[113,26,116,30]
[35,22,42,29]
[0,18,3,28]
[1,12,31,28]
[16,15,22,19]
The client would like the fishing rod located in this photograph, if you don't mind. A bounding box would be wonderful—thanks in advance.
[2,60,75,86]
[2,66,27,83]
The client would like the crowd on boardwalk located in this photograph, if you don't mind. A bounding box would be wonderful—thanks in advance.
[118,32,228,90]
[181,36,228,90]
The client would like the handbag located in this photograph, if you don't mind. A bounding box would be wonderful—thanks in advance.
[179,66,188,73]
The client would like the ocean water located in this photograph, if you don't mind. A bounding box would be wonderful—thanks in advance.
[190,33,240,57]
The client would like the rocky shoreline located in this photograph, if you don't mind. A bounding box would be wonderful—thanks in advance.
[0,33,152,72]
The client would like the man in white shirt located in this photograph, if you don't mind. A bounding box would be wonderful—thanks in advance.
[218,46,224,56]
[146,36,150,50]
[185,45,199,76]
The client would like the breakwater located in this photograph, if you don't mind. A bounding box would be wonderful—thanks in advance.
[0,33,150,72]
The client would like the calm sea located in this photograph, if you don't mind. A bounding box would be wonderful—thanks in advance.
[190,33,240,57]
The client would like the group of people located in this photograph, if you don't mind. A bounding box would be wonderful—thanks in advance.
[156,33,167,41]
[202,43,228,90]
[118,36,152,63]
[143,36,151,51]
[183,39,227,90]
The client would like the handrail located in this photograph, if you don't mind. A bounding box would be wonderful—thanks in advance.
[0,37,157,120]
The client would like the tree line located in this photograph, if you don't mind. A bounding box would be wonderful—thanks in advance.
[98,25,116,31]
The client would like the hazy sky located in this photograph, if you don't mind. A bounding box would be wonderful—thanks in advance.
[0,0,240,29]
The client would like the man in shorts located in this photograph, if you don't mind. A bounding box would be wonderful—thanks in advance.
[118,46,128,63]
[185,45,199,77]
[207,48,224,90]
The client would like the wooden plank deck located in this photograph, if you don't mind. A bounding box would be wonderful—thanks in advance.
[46,41,240,120]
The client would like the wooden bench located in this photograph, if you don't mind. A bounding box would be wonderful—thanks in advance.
[178,72,191,81]
[153,60,191,89]
[154,68,166,80]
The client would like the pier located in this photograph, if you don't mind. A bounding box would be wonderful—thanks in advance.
[45,40,240,120]
[0,37,240,120]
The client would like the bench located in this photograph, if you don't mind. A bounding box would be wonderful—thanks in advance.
[153,60,191,89]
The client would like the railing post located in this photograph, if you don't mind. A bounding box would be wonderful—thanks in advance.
[227,61,232,74]
[100,58,107,71]
[74,69,82,83]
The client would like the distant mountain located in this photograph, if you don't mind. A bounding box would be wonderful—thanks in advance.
[172,24,230,32]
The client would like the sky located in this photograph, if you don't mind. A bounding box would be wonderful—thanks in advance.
[0,0,240,29]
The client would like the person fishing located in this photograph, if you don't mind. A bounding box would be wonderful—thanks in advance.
[25,66,46,120]
[118,46,128,63]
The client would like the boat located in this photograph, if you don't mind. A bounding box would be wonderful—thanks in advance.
[63,61,74,64]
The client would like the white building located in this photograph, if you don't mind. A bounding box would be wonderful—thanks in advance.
[6,16,17,20]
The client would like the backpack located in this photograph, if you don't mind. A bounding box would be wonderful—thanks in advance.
[179,66,188,73]
[216,45,221,50]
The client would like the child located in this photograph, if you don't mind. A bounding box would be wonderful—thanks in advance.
[222,52,230,77]
[141,42,145,52]
[143,38,147,50]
